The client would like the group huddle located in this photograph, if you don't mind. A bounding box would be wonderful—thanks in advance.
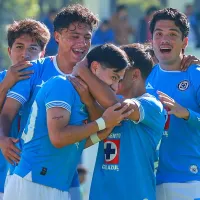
[0,4,199,200]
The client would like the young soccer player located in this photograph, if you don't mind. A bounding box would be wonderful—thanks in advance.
[146,8,200,199]
[71,44,165,199]
[0,19,50,200]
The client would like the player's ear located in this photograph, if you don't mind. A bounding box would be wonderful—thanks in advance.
[182,37,188,50]
[39,50,46,58]
[8,47,11,58]
[90,61,100,75]
[132,68,141,81]
[54,31,61,43]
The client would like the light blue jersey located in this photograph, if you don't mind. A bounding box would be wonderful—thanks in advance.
[14,76,88,191]
[0,70,20,192]
[146,64,200,184]
[90,94,165,200]
[6,57,80,187]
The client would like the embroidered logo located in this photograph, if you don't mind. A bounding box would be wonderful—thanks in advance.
[178,80,189,91]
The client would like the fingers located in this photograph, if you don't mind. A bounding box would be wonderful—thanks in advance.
[157,91,174,102]
[13,61,32,71]
[162,101,174,109]
[159,95,174,104]
[181,55,200,71]
[122,109,134,118]
[19,70,34,75]
[110,103,122,111]
[10,142,21,154]
[69,76,82,91]
[19,76,31,80]
[7,149,20,163]
[117,103,129,114]
[76,77,88,88]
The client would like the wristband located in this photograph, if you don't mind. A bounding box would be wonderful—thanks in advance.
[90,133,101,144]
[95,117,106,131]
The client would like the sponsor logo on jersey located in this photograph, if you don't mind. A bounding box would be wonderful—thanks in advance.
[146,83,154,89]
[178,80,189,91]
[190,164,198,174]
[104,139,120,164]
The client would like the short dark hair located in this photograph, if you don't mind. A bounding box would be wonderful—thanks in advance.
[150,8,189,39]
[54,4,98,32]
[87,43,129,72]
[120,44,153,80]
[7,19,50,50]
[116,4,127,13]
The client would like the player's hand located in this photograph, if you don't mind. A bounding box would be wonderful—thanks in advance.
[72,58,88,77]
[0,136,21,164]
[97,127,114,140]
[180,55,200,71]
[3,59,33,89]
[157,91,189,120]
[68,76,94,106]
[102,103,134,128]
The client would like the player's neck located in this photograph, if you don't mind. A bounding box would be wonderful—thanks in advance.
[159,56,183,71]
[56,54,74,74]
[124,83,146,99]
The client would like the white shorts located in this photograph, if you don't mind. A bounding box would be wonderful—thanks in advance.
[156,181,200,200]
[0,192,3,200]
[3,174,69,200]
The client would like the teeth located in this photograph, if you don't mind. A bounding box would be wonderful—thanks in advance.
[74,49,84,53]
[160,47,171,50]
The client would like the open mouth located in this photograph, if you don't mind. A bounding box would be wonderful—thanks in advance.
[72,49,85,57]
[160,47,172,54]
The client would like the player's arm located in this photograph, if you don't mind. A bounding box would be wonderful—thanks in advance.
[0,62,36,164]
[47,103,131,148]
[69,76,104,120]
[72,61,118,108]
[0,98,22,164]
[85,127,113,148]
[158,90,200,129]
[0,60,32,112]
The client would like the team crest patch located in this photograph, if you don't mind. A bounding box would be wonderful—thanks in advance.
[178,80,189,91]
[104,139,120,164]
[190,165,198,174]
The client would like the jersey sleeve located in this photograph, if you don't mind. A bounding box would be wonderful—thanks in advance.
[6,60,40,106]
[44,76,76,113]
[0,70,7,83]
[131,96,165,131]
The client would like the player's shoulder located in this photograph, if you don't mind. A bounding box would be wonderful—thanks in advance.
[186,64,200,86]
[137,93,164,113]
[44,75,73,90]
[30,56,53,71]
[187,64,200,74]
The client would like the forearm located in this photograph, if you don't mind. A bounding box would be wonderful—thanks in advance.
[0,82,9,112]
[53,121,100,148]
[186,108,200,129]
[85,129,111,149]
[80,70,118,108]
[85,101,104,121]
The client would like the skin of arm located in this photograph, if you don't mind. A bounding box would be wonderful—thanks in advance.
[47,107,100,148]
[75,68,140,122]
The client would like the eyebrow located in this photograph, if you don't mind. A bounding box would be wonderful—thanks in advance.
[69,31,91,36]
[154,28,180,33]
[15,43,39,47]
